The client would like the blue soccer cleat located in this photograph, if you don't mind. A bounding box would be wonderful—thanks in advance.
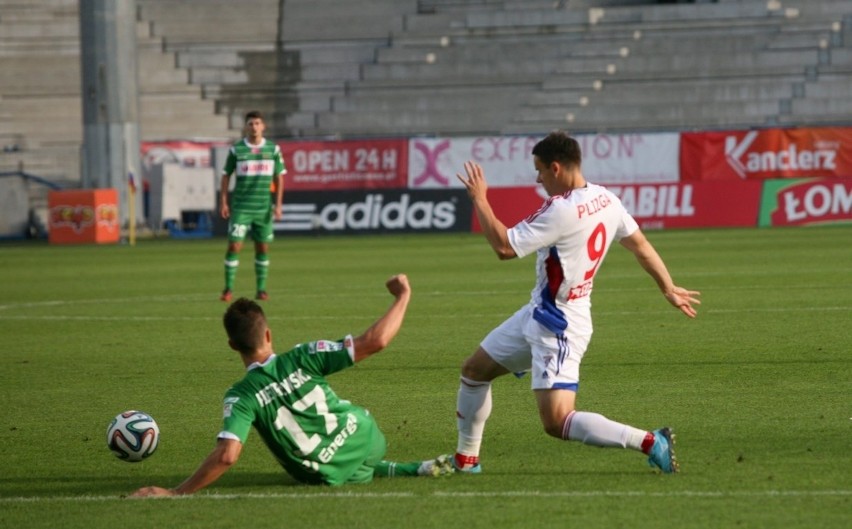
[647,427,679,474]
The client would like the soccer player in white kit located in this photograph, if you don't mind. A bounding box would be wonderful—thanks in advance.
[452,131,700,474]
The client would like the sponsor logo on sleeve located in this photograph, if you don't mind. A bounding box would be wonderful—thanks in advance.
[223,396,240,418]
[314,340,343,353]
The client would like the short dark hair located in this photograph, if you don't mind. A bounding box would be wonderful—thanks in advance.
[532,131,582,169]
[244,110,264,123]
[223,298,267,354]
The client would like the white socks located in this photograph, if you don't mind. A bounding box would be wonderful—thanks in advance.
[457,376,650,456]
[562,410,648,451]
[455,376,492,456]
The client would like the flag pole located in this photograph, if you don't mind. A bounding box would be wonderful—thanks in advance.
[128,171,136,246]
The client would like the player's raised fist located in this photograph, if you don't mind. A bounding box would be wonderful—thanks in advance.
[386,274,411,298]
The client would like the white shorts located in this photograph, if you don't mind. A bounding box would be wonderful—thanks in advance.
[480,304,593,391]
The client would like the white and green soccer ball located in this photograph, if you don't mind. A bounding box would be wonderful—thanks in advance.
[106,410,160,462]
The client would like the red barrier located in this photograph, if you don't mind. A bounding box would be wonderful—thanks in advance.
[479,181,763,231]
[48,189,120,244]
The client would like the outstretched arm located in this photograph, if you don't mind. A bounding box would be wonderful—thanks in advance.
[274,172,285,221]
[456,161,516,260]
[129,438,243,498]
[352,274,412,362]
[620,229,701,318]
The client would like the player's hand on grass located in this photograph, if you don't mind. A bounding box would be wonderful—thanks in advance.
[129,486,176,498]
[664,286,701,318]
[386,274,411,299]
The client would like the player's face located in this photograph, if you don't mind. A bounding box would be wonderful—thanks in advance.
[534,156,559,196]
[245,118,266,141]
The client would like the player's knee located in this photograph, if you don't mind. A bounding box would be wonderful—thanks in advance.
[460,355,481,379]
[460,348,506,381]
[537,405,574,439]
[542,418,565,439]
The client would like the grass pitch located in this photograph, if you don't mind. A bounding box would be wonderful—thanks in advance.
[0,227,849,528]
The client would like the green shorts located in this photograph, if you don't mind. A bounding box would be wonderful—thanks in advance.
[228,207,274,243]
[343,412,388,485]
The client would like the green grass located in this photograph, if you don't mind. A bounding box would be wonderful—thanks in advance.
[0,227,850,528]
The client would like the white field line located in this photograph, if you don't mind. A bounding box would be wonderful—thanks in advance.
[0,280,849,312]
[0,306,849,323]
[0,489,849,503]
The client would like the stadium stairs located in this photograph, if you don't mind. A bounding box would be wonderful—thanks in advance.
[0,0,232,191]
[1,0,851,193]
[169,0,852,137]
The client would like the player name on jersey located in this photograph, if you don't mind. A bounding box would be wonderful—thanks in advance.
[577,193,613,218]
[254,368,312,407]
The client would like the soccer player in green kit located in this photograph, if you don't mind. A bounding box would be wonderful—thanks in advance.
[130,274,452,497]
[219,110,286,302]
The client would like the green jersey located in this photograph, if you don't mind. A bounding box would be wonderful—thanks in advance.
[219,336,382,485]
[222,138,286,214]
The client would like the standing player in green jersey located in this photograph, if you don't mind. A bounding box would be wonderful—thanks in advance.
[219,110,286,302]
[131,274,453,497]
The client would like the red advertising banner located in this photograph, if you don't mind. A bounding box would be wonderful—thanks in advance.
[681,127,852,181]
[759,178,852,227]
[278,139,408,190]
[478,181,763,231]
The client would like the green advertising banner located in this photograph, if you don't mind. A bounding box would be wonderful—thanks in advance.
[759,178,852,227]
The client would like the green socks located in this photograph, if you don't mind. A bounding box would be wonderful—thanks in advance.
[224,252,239,290]
[225,252,270,293]
[373,460,422,477]
[255,253,269,292]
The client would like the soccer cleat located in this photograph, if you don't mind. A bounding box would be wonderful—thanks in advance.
[417,454,456,477]
[255,291,269,301]
[647,427,679,474]
[220,289,233,302]
[452,453,482,474]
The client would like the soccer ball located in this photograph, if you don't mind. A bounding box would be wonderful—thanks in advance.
[106,410,160,462]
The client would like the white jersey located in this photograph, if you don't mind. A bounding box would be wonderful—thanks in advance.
[507,183,639,334]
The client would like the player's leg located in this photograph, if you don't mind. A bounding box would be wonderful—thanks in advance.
[530,318,677,473]
[253,240,270,299]
[252,210,274,300]
[534,388,651,450]
[373,455,454,477]
[222,217,248,300]
[343,412,455,482]
[454,347,508,471]
[559,401,675,472]
[454,307,528,472]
